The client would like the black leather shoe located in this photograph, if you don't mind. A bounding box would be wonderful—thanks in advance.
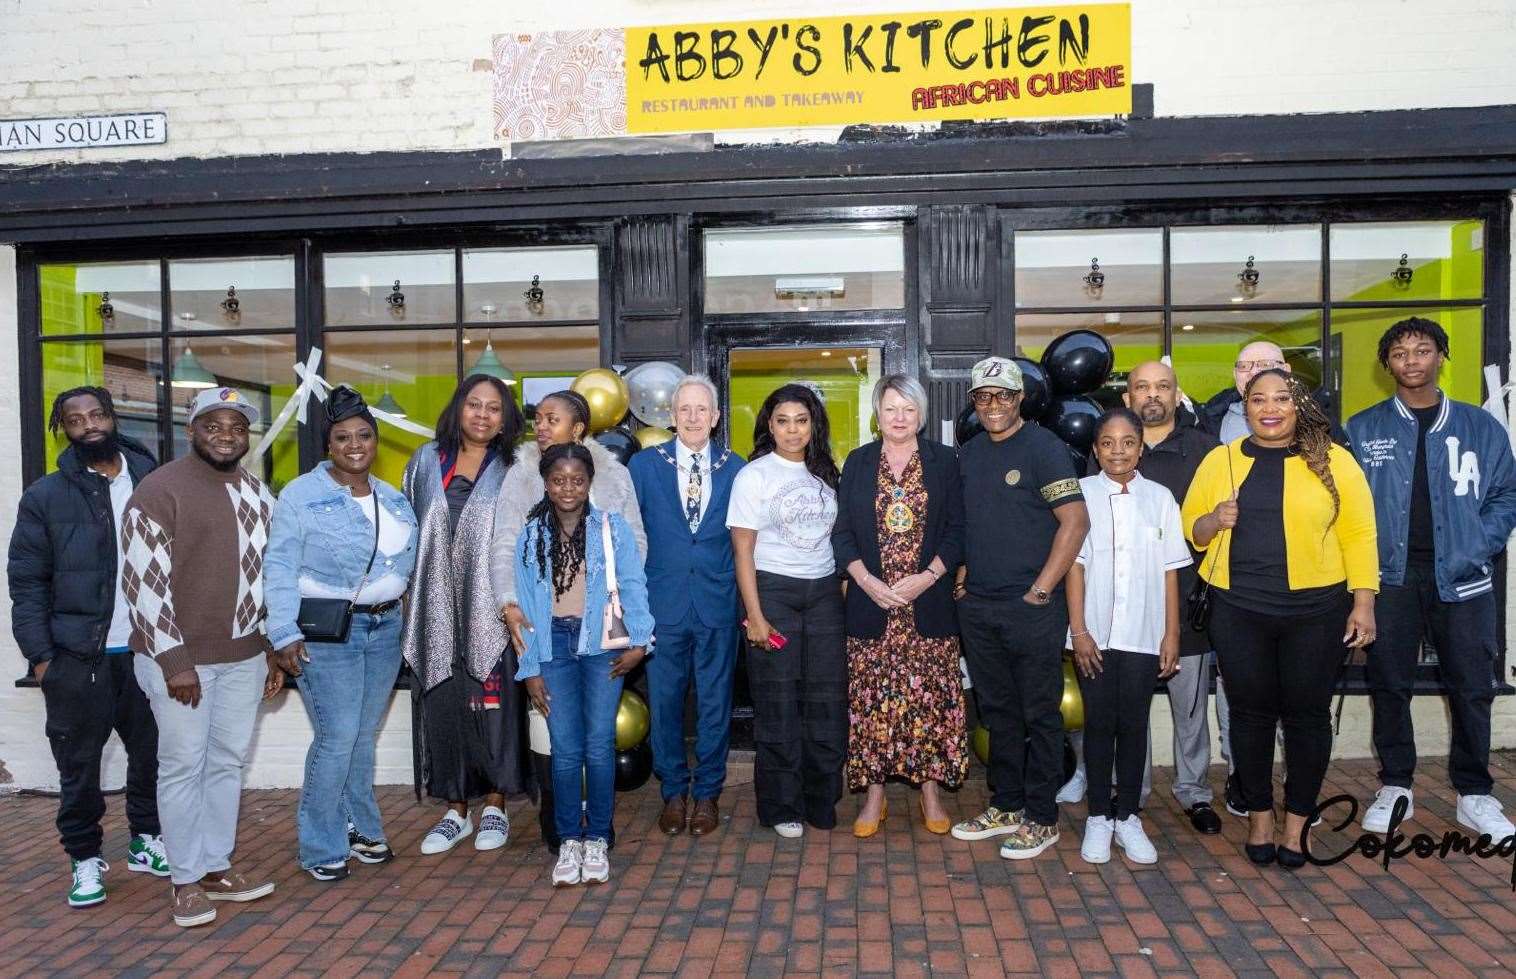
[1276,846,1307,869]
[1186,803,1222,835]
[1245,842,1277,865]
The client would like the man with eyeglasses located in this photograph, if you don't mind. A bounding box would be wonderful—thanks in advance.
[952,357,1090,861]
[1196,340,1344,444]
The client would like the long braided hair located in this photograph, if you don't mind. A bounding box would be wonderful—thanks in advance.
[526,442,596,599]
[1244,368,1339,528]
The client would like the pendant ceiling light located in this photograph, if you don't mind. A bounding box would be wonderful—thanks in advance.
[171,346,217,389]
[375,363,406,418]
[470,339,516,384]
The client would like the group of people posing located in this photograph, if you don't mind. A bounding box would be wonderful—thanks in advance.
[12,315,1515,927]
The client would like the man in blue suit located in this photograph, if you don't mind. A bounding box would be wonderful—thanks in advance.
[627,373,745,837]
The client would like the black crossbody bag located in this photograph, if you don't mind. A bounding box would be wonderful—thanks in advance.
[1186,445,1235,634]
[296,491,380,644]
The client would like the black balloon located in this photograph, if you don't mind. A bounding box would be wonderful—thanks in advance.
[1041,330,1115,396]
[614,741,653,792]
[955,405,984,447]
[594,426,639,466]
[1067,446,1090,478]
[1044,395,1103,453]
[1011,357,1051,421]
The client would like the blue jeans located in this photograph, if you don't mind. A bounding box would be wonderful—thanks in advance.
[294,609,403,868]
[540,616,623,842]
[647,612,737,802]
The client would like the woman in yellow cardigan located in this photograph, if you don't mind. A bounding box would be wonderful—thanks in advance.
[1182,369,1377,869]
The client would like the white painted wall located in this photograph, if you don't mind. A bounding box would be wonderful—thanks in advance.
[0,0,1512,163]
[1,3,1515,789]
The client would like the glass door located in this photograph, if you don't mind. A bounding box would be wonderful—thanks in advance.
[725,345,883,459]
[703,319,905,460]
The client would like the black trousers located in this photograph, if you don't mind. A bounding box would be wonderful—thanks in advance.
[1210,595,1348,817]
[40,652,160,860]
[958,595,1067,827]
[1369,562,1498,795]
[747,571,847,829]
[1076,649,1159,820]
[419,652,530,803]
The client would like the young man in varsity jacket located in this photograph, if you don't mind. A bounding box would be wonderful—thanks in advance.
[121,387,283,928]
[1346,317,1516,840]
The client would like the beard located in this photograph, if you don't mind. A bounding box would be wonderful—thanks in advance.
[1138,401,1171,425]
[71,429,120,466]
[191,440,246,472]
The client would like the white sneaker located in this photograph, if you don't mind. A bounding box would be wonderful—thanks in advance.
[1112,815,1158,864]
[1080,816,1113,864]
[1457,794,1516,840]
[475,806,509,851]
[552,839,584,886]
[774,822,804,839]
[1362,786,1414,833]
[419,810,473,855]
[581,838,610,884]
[68,857,109,908]
[1056,771,1087,805]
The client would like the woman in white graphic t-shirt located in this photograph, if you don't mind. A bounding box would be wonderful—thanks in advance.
[727,383,844,840]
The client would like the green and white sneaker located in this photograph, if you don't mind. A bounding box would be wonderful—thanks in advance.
[127,834,171,877]
[951,806,1024,841]
[999,821,1060,860]
[69,857,108,908]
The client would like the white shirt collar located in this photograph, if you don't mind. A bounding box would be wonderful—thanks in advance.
[87,453,131,485]
[1094,469,1143,496]
[676,437,710,467]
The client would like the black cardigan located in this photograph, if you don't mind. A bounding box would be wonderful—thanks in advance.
[831,438,965,640]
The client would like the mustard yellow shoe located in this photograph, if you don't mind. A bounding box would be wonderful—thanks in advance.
[853,801,888,839]
[919,796,951,835]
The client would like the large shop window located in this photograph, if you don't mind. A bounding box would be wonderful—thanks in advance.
[38,256,300,491]
[320,245,600,488]
[1008,220,1487,424]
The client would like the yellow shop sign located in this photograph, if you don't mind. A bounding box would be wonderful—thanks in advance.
[625,4,1131,132]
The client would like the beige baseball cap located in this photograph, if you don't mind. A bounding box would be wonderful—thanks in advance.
[969,356,1023,393]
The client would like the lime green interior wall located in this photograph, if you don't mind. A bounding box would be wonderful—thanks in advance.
[40,343,105,471]
[728,365,868,461]
[1329,221,1484,418]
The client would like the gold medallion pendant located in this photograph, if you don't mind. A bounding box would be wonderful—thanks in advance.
[885,499,916,533]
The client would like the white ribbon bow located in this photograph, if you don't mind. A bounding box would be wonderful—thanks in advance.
[249,346,436,459]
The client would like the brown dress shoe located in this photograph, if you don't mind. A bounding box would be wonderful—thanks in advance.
[689,798,720,836]
[658,796,688,835]
[201,869,275,903]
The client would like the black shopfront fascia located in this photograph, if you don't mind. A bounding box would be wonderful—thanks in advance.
[6,105,1516,696]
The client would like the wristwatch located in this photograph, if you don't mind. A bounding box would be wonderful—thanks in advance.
[1029,585,1050,604]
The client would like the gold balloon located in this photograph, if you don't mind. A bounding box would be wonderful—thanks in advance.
[1061,658,1084,732]
[635,426,675,449]
[614,690,650,751]
[970,725,990,766]
[572,368,631,434]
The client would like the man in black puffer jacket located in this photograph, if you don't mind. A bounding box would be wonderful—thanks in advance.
[8,386,168,908]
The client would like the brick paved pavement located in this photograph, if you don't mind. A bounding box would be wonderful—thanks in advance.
[3,753,1516,977]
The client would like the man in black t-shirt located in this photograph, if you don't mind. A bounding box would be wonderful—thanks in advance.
[952,356,1090,861]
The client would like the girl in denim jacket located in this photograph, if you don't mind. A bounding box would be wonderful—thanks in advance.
[514,442,653,886]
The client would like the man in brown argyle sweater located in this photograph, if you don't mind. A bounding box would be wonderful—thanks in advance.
[121,387,282,929]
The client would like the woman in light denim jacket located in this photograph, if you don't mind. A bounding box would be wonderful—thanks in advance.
[265,387,418,881]
[515,443,654,887]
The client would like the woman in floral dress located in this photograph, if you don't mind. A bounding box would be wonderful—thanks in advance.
[832,375,969,837]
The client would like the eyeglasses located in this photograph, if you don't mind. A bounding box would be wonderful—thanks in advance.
[1234,359,1285,372]
[970,390,1017,407]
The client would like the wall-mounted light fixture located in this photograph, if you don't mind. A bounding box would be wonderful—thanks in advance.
[1082,258,1105,298]
[1237,255,1260,298]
